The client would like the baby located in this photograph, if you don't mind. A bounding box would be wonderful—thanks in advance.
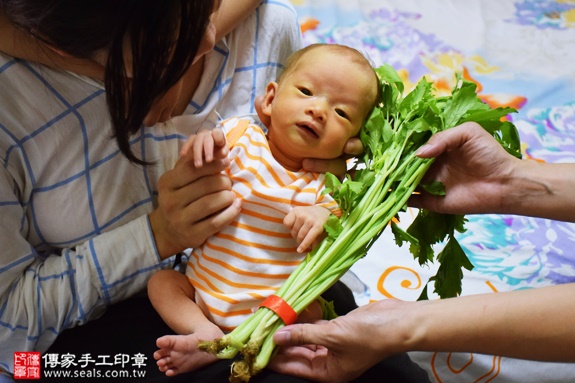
[147,43,379,376]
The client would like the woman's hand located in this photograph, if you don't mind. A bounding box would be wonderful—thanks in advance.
[148,141,241,259]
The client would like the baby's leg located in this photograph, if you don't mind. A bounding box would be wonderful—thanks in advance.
[147,269,224,376]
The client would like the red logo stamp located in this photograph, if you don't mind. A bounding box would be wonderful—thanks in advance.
[13,352,41,380]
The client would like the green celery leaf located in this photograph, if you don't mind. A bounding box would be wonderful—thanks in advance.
[391,221,419,248]
[459,107,516,125]
[418,284,430,301]
[442,80,482,128]
[324,214,343,240]
[323,172,341,197]
[362,107,393,161]
[340,180,367,213]
[375,64,404,94]
[431,236,474,298]
[493,121,523,159]
[406,210,467,265]
[421,181,446,196]
[399,79,434,121]
[451,214,468,234]
[317,296,339,320]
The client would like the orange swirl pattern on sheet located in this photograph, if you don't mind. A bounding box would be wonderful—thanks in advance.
[377,266,422,299]
[432,353,502,383]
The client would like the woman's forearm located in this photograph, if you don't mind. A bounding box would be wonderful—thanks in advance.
[405,283,575,361]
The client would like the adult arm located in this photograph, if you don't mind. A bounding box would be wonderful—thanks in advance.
[0,113,241,373]
[270,283,575,383]
[0,153,240,373]
[0,166,164,372]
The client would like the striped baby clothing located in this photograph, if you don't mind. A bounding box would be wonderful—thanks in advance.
[185,118,339,331]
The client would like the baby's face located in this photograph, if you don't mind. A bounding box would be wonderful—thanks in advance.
[267,48,377,161]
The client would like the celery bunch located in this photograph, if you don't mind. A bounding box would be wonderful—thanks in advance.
[199,64,521,382]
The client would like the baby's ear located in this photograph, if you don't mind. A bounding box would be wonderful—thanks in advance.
[260,82,278,118]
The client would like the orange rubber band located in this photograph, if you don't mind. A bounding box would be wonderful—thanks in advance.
[259,295,298,325]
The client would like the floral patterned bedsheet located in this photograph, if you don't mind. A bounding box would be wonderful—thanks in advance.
[290,0,575,381]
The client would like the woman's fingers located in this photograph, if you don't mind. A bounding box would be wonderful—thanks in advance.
[183,194,242,244]
[167,156,230,189]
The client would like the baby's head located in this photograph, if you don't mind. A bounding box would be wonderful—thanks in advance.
[260,43,379,170]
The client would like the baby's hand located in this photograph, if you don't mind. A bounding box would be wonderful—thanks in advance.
[180,128,227,168]
[284,206,331,253]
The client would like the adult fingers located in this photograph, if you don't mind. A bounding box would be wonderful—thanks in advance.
[273,323,332,348]
[212,128,226,149]
[166,157,230,190]
[343,136,364,156]
[187,189,237,221]
[185,195,241,244]
[163,190,240,250]
[302,157,347,179]
[415,121,484,158]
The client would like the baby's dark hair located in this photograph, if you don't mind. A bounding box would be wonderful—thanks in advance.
[1,0,215,165]
[278,43,380,121]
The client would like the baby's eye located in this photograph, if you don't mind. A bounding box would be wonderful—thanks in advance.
[335,109,349,120]
[299,87,312,96]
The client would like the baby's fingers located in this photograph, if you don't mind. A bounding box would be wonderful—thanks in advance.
[296,225,323,253]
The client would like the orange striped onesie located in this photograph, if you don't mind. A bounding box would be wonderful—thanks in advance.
[185,117,340,332]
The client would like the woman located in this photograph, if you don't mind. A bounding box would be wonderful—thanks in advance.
[0,1,429,381]
[0,0,299,377]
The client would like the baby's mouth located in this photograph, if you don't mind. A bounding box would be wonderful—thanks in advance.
[296,122,319,138]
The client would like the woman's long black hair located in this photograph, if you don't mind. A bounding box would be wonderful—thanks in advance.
[1,0,214,164]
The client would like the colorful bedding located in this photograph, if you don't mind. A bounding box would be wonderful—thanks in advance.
[289,1,575,382]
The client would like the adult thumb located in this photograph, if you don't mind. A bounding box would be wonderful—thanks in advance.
[273,323,328,347]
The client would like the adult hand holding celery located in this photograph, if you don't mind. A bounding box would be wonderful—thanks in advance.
[199,64,521,382]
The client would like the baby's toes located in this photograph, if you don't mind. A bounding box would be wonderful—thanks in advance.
[153,348,168,362]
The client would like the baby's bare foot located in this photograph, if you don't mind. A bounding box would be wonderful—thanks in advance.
[153,326,224,376]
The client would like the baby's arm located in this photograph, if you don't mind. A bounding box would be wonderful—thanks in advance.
[284,206,331,253]
[180,128,227,168]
